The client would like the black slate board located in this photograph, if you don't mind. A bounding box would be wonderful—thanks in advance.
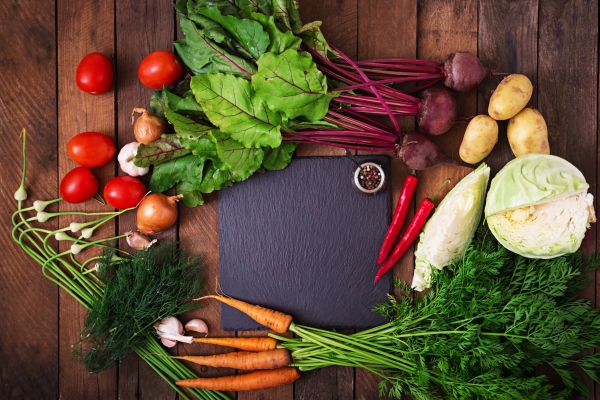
[218,155,392,330]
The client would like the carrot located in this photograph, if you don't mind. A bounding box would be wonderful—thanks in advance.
[172,349,292,370]
[176,367,301,390]
[196,295,293,333]
[193,336,278,352]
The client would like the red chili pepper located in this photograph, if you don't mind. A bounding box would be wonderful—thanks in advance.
[376,173,418,265]
[373,178,450,283]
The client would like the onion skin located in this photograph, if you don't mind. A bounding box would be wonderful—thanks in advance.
[132,107,167,144]
[136,193,183,235]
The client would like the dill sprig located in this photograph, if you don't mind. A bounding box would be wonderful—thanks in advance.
[276,225,600,399]
[77,242,204,373]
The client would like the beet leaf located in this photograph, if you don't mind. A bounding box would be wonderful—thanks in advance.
[191,73,283,148]
[252,48,335,121]
[175,16,256,78]
[199,7,270,60]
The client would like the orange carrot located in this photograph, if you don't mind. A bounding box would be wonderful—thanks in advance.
[172,349,292,370]
[196,295,293,333]
[192,336,278,352]
[176,367,301,390]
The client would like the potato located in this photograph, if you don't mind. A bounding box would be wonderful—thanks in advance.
[459,115,499,164]
[488,74,533,120]
[507,107,550,157]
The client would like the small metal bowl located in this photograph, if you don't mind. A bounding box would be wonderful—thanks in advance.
[353,161,387,195]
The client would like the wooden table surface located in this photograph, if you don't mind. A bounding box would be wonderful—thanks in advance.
[1,0,598,399]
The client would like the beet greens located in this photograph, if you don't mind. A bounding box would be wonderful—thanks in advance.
[138,0,475,207]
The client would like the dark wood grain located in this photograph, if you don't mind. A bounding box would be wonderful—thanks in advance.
[295,0,358,158]
[538,1,598,398]
[179,192,238,400]
[478,0,539,176]
[293,1,359,399]
[115,1,178,399]
[0,0,59,399]
[416,0,477,218]
[56,0,117,397]
[1,0,600,399]
[354,1,417,398]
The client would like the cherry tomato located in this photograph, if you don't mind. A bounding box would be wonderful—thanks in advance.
[60,167,99,204]
[103,176,147,209]
[76,52,113,95]
[138,50,184,89]
[67,132,116,167]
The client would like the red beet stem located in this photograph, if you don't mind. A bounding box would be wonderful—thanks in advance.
[330,45,401,135]
[328,74,441,91]
[325,111,395,135]
[282,133,397,153]
[335,109,399,135]
[347,58,442,67]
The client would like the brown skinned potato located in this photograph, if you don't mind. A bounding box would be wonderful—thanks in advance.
[507,108,550,157]
[488,74,533,120]
[459,115,499,164]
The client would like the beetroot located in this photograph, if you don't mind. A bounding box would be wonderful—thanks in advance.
[417,87,458,135]
[443,51,490,93]
[398,132,473,170]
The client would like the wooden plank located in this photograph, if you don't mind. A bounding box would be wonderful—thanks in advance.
[115,1,178,399]
[292,1,358,399]
[0,0,59,398]
[56,0,117,398]
[295,0,357,158]
[478,0,539,175]
[355,1,416,399]
[179,192,238,400]
[416,0,478,212]
[538,1,598,398]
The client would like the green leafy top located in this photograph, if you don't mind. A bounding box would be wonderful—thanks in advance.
[276,225,600,399]
[137,0,339,206]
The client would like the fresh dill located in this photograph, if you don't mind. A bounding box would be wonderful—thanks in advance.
[76,242,204,373]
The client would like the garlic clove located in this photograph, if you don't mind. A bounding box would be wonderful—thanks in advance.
[154,316,194,344]
[155,316,184,335]
[185,319,209,335]
[160,337,178,348]
[126,231,157,251]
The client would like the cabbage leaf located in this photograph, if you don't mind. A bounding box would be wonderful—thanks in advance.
[412,163,490,291]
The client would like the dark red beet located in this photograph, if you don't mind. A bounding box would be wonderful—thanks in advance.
[397,132,473,170]
[417,87,457,136]
[443,52,489,93]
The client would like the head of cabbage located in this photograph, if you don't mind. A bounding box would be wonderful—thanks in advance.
[412,163,490,291]
[485,154,595,259]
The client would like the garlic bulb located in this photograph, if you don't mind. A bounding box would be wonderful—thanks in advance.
[118,142,149,177]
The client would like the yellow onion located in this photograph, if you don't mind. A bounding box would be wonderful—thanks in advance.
[131,107,167,144]
[136,193,182,234]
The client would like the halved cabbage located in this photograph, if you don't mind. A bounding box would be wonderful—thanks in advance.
[485,154,595,259]
[412,163,490,291]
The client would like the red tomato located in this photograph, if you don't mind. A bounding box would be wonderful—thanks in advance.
[103,176,147,209]
[60,167,99,204]
[138,50,184,89]
[76,52,113,95]
[67,132,116,167]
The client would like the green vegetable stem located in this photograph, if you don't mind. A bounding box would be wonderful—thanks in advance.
[11,131,229,400]
[272,229,600,399]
